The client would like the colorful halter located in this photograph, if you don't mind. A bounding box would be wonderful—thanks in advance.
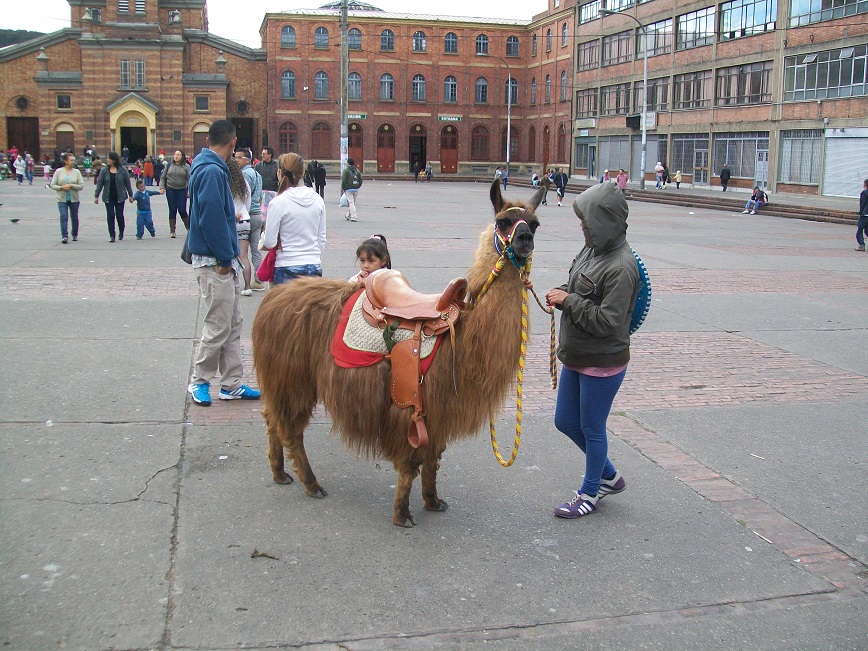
[494,206,531,269]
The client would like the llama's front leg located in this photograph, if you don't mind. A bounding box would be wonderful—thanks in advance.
[392,459,421,527]
[287,431,328,498]
[422,446,449,512]
[264,408,293,485]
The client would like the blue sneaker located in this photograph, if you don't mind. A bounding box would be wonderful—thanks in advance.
[219,384,260,400]
[188,382,211,406]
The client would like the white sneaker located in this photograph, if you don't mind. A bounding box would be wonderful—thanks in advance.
[350,217,357,221]
[240,289,253,296]
[750,210,756,215]
[742,210,750,214]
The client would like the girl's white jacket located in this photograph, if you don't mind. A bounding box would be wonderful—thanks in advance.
[262,185,326,267]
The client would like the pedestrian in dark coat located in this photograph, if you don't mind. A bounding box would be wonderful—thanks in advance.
[314,162,326,198]
[720,164,731,191]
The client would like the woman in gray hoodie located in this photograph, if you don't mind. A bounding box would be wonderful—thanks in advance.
[545,182,640,519]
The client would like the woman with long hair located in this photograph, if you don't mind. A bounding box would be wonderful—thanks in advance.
[261,153,326,285]
[227,157,253,295]
[159,150,190,237]
[94,151,133,242]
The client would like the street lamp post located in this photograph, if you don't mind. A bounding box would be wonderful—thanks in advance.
[600,9,647,190]
[339,0,349,174]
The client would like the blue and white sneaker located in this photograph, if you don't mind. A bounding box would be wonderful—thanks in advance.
[188,382,211,406]
[219,384,261,400]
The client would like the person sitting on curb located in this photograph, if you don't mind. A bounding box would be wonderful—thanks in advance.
[742,187,768,215]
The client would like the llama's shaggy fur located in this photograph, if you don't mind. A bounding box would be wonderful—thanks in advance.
[252,181,545,526]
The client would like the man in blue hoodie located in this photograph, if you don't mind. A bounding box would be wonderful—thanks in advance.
[186,120,260,406]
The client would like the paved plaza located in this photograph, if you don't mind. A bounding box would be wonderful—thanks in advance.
[0,178,866,650]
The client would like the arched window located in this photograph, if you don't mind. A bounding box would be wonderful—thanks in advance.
[531,77,537,104]
[532,34,538,56]
[380,73,394,100]
[280,70,296,99]
[557,123,566,162]
[311,121,330,159]
[412,31,426,52]
[528,126,536,162]
[314,71,329,99]
[348,28,362,50]
[475,77,488,104]
[278,121,298,153]
[560,71,567,101]
[476,34,489,55]
[562,23,568,47]
[348,72,362,100]
[546,28,552,52]
[471,125,489,160]
[545,74,551,103]
[444,32,458,53]
[314,26,329,49]
[380,29,394,51]
[412,74,426,102]
[280,26,296,48]
[443,75,457,103]
[505,78,518,105]
[506,36,519,57]
[501,126,520,161]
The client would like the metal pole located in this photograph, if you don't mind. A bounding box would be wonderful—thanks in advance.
[506,64,512,171]
[339,0,348,173]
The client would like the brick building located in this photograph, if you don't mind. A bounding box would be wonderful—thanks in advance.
[572,0,868,197]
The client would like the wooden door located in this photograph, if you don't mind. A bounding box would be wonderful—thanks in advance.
[348,123,363,171]
[440,125,457,174]
[377,125,395,173]
[6,117,40,160]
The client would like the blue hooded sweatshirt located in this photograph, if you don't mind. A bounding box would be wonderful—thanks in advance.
[187,148,239,268]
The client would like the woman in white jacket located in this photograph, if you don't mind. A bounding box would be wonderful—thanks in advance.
[261,153,326,285]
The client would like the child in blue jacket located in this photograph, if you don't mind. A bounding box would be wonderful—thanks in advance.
[129,179,162,238]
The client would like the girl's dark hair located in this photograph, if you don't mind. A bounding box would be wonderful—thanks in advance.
[227,158,249,201]
[107,151,120,167]
[173,150,186,165]
[356,234,391,269]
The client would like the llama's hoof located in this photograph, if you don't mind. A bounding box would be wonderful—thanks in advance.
[424,498,449,512]
[305,484,328,498]
[392,512,416,528]
[273,473,294,485]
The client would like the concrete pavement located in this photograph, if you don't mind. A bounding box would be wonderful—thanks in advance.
[0,177,866,650]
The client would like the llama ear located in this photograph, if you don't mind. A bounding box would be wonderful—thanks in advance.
[527,185,545,212]
[490,179,505,214]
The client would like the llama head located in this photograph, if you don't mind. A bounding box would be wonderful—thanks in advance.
[489,180,543,261]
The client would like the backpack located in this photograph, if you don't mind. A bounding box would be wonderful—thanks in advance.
[349,168,363,189]
[629,247,652,335]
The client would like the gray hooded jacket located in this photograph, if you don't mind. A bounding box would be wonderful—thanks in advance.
[555,182,639,368]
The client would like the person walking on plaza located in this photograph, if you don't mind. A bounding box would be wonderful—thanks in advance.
[412,160,420,182]
[501,165,509,190]
[13,154,26,184]
[152,155,164,187]
[160,150,190,238]
[425,161,432,182]
[50,152,84,244]
[25,153,34,185]
[674,170,682,190]
[236,149,265,290]
[304,157,317,189]
[186,119,260,407]
[654,161,665,189]
[129,179,161,239]
[142,157,154,186]
[720,163,731,191]
[545,182,639,519]
[256,147,279,193]
[314,161,326,198]
[94,151,133,242]
[541,169,552,205]
[856,178,868,251]
[554,168,568,206]
[91,155,102,185]
[616,169,628,195]
[341,157,363,222]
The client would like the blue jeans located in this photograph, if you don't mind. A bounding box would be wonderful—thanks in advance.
[554,367,626,497]
[136,210,155,238]
[856,215,868,247]
[273,264,322,285]
[165,186,189,229]
[745,199,766,211]
[58,201,80,239]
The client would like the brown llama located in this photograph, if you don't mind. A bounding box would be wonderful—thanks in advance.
[252,180,545,526]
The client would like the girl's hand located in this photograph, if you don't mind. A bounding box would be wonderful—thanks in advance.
[545,288,568,307]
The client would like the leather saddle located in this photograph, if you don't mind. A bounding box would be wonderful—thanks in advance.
[361,269,468,449]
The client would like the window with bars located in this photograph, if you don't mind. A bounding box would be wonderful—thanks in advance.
[348,28,362,50]
[671,133,709,176]
[314,27,329,49]
[445,32,458,53]
[790,0,868,27]
[673,70,713,108]
[412,75,426,102]
[546,29,552,52]
[413,31,427,52]
[574,141,592,169]
[532,35,537,56]
[638,19,673,58]
[281,71,296,98]
[476,34,489,55]
[119,59,130,87]
[444,76,457,102]
[134,60,145,87]
[545,75,551,103]
[578,40,599,70]
[475,77,488,104]
[506,78,518,105]
[314,71,328,99]
[676,7,716,50]
[579,0,601,24]
[281,26,296,48]
[560,71,567,101]
[380,74,394,100]
[602,30,632,66]
[501,127,519,160]
[531,78,537,104]
[562,23,569,47]
[720,0,776,40]
[348,72,362,100]
[471,126,489,160]
[576,88,598,117]
[601,83,631,115]
[633,77,670,111]
[381,29,394,51]
[784,44,868,100]
[779,129,822,183]
[279,122,298,154]
[712,131,769,178]
[507,36,519,57]
[716,61,773,105]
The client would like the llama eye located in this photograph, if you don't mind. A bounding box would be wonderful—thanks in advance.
[529,222,539,233]
[496,219,510,231]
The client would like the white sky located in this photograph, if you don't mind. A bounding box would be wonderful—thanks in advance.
[10,1,536,49]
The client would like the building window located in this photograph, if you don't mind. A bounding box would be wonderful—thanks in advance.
[475,77,488,103]
[545,74,551,103]
[784,44,868,101]
[673,70,713,108]
[314,71,328,99]
[638,18,673,58]
[476,34,489,55]
[560,71,567,101]
[577,39,600,70]
[443,75,457,103]
[314,26,329,49]
[501,126,519,160]
[546,29,552,52]
[56,94,71,110]
[381,29,394,51]
[445,32,458,53]
[348,28,362,50]
[506,78,518,105]
[119,59,130,87]
[134,60,145,88]
[712,131,769,179]
[606,0,635,10]
[118,0,129,12]
[576,88,598,117]
[134,0,145,13]
[720,0,776,40]
[506,36,519,57]
[602,30,632,66]
[281,26,296,48]
[532,34,538,56]
[413,31,427,52]
[575,140,592,169]
[311,122,330,159]
[779,129,822,183]
[348,72,362,100]
[562,23,569,47]
[412,74,426,101]
[278,121,298,153]
[280,70,296,99]
[677,7,716,50]
[671,133,709,178]
[790,0,867,27]
[716,61,773,105]
[601,83,631,115]
[633,77,670,112]
[471,125,489,160]
[531,77,537,104]
[89,8,102,22]
[380,73,394,101]
[579,0,601,24]
[528,126,536,161]
[557,123,567,162]
[119,59,145,88]
[194,95,209,111]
